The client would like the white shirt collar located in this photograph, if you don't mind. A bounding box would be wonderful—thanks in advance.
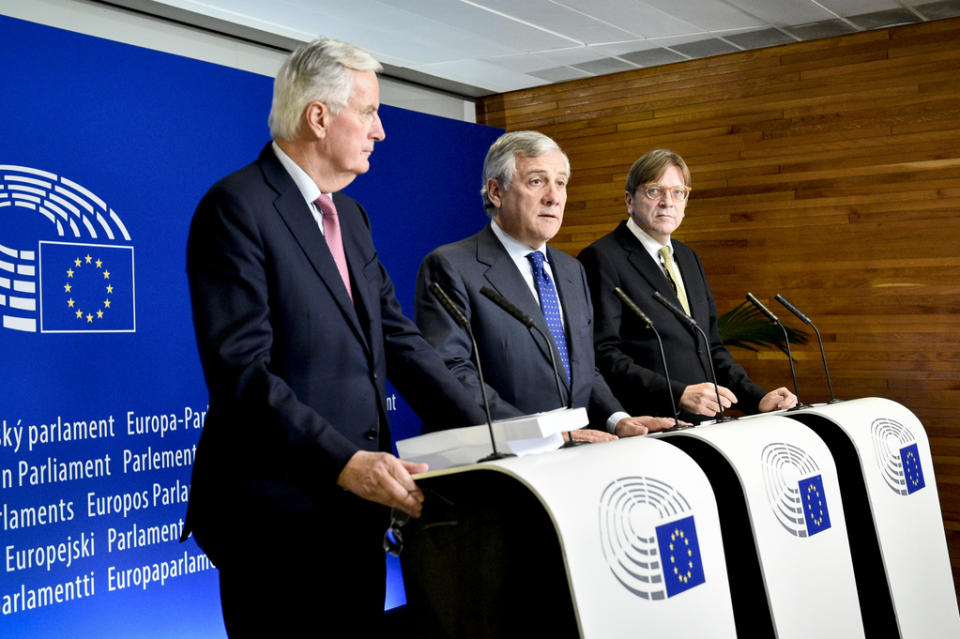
[626,216,673,263]
[272,141,327,205]
[489,218,547,261]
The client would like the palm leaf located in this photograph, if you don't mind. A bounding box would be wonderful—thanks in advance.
[718,300,809,357]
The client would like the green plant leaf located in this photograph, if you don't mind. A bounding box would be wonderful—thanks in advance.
[718,300,809,357]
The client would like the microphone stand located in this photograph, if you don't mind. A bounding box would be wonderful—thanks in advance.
[776,293,839,403]
[614,287,681,429]
[429,282,513,461]
[652,290,734,422]
[746,292,804,409]
[479,285,586,446]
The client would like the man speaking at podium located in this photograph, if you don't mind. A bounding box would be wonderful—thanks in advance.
[182,38,486,636]
[578,148,796,423]
[415,131,674,440]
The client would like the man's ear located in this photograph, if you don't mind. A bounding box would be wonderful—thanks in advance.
[303,101,329,139]
[624,190,635,215]
[487,177,503,209]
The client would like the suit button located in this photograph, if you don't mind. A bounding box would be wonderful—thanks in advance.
[364,428,378,441]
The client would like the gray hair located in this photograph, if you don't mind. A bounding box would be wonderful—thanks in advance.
[481,130,570,213]
[269,37,382,141]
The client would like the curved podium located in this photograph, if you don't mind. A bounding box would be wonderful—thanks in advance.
[784,398,960,638]
[661,415,866,639]
[400,436,736,638]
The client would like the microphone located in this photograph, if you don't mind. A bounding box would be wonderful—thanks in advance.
[428,282,512,462]
[480,285,590,447]
[479,285,567,408]
[614,287,681,429]
[776,293,838,403]
[746,293,803,409]
[651,290,733,422]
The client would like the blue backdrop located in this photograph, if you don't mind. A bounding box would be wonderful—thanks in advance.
[0,14,501,637]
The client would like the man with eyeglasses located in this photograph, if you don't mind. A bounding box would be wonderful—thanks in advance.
[578,148,796,423]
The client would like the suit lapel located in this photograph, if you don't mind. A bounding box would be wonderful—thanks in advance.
[259,147,370,352]
[476,225,561,377]
[671,243,704,322]
[615,221,683,312]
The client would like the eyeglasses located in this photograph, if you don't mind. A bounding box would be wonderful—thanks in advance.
[637,183,691,202]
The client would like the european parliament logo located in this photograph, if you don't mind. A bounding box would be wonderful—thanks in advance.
[0,165,135,333]
[871,418,926,495]
[761,442,832,537]
[599,476,706,600]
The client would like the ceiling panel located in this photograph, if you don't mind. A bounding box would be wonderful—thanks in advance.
[116,0,960,96]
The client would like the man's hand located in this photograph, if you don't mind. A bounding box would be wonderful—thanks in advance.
[615,416,679,437]
[336,450,429,518]
[563,428,618,443]
[758,387,798,412]
[680,382,737,416]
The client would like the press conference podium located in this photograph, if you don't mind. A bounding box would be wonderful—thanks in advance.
[397,434,737,638]
[783,398,960,638]
[660,414,866,639]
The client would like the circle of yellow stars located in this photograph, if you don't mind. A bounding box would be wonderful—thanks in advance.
[668,528,696,583]
[64,253,114,323]
[805,483,826,527]
[904,450,921,488]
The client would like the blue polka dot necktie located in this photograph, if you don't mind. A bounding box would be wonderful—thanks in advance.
[526,251,570,383]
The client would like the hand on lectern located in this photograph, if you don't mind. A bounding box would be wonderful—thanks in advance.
[564,428,618,444]
[616,415,681,436]
[337,450,429,518]
[759,387,798,412]
[680,382,736,416]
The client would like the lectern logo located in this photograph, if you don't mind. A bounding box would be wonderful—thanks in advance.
[761,442,832,537]
[871,418,925,495]
[0,165,135,333]
[598,476,706,600]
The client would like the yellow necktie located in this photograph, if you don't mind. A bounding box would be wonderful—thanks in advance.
[659,245,690,315]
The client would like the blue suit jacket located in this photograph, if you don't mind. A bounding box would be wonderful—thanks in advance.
[415,223,623,431]
[182,144,484,567]
[579,220,766,421]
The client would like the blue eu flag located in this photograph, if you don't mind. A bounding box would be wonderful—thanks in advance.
[655,515,706,597]
[39,241,135,332]
[799,474,831,536]
[900,443,925,494]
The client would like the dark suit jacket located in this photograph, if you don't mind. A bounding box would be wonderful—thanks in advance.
[578,220,766,422]
[415,223,623,431]
[182,144,484,569]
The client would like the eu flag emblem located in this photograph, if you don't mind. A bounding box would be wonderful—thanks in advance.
[798,474,831,536]
[655,515,706,597]
[39,241,135,332]
[900,443,925,494]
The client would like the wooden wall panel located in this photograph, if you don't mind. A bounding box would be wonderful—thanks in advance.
[479,18,960,597]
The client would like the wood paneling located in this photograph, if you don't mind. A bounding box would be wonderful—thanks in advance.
[479,18,960,596]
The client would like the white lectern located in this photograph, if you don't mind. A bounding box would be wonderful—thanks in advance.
[398,436,736,638]
[785,398,960,639]
[661,414,866,639]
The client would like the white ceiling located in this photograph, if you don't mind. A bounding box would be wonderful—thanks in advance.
[115,0,960,96]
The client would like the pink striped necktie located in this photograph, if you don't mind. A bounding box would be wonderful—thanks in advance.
[314,194,352,300]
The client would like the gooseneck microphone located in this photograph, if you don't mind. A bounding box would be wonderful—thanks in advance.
[614,287,681,429]
[479,285,591,447]
[775,293,838,403]
[651,290,733,422]
[479,285,567,408]
[746,292,803,409]
[428,282,512,461]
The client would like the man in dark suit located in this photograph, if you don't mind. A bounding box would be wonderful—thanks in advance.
[182,38,485,636]
[578,148,796,423]
[415,131,674,439]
